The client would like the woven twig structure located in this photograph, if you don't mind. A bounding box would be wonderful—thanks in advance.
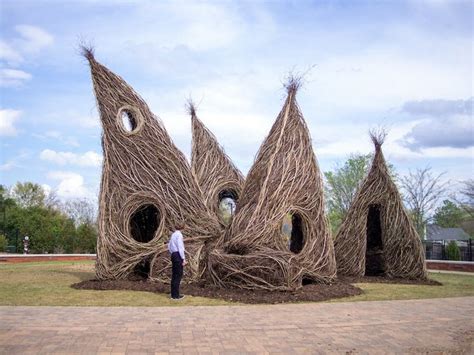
[189,103,245,227]
[207,80,337,290]
[334,131,426,279]
[83,47,220,282]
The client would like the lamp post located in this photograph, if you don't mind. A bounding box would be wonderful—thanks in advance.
[23,235,30,255]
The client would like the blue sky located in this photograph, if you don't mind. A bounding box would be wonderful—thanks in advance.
[0,0,472,201]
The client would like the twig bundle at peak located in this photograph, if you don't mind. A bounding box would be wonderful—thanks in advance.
[334,131,426,279]
[284,74,303,94]
[369,128,387,150]
[79,44,95,62]
[185,98,197,118]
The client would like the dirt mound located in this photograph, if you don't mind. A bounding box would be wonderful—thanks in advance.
[72,279,363,304]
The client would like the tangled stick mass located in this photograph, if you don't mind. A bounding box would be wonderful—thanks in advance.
[84,48,426,291]
[334,131,426,279]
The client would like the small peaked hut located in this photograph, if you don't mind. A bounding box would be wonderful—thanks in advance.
[334,131,426,279]
[208,79,337,290]
[189,103,245,227]
[82,47,220,282]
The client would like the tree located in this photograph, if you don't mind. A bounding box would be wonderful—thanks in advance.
[0,185,16,233]
[10,182,46,208]
[445,241,461,261]
[433,200,465,228]
[63,198,97,226]
[75,222,97,253]
[324,154,372,232]
[400,167,448,237]
[457,179,474,217]
[6,205,76,253]
[0,234,6,252]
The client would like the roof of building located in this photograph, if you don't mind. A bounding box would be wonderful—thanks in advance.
[426,224,470,241]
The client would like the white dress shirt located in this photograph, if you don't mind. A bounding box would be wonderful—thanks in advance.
[168,230,185,261]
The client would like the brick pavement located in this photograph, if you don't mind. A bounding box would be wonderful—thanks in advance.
[1,297,473,354]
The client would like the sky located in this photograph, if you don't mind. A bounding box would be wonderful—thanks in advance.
[0,0,473,202]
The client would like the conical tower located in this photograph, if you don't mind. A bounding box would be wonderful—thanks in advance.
[189,103,244,228]
[334,131,426,279]
[208,79,337,290]
[83,47,220,281]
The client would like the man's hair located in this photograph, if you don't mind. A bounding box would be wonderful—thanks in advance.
[175,221,186,230]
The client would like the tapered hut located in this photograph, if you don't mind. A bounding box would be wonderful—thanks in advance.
[334,131,426,279]
[208,79,337,290]
[83,48,220,282]
[189,103,244,228]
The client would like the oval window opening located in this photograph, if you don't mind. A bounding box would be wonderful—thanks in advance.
[120,109,138,132]
[129,204,160,243]
[289,213,304,254]
[218,189,238,225]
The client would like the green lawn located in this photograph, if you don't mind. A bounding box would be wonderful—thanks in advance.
[0,261,473,306]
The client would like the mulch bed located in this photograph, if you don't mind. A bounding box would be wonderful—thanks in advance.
[72,275,441,304]
[72,279,363,304]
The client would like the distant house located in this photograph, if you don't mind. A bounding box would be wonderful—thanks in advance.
[426,224,470,241]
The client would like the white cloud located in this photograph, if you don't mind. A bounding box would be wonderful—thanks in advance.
[0,109,21,136]
[47,171,94,199]
[33,131,80,147]
[0,68,32,87]
[14,25,54,54]
[40,149,102,167]
[0,40,23,64]
[79,115,100,129]
[0,161,16,171]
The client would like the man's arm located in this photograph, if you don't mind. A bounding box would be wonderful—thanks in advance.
[178,232,186,262]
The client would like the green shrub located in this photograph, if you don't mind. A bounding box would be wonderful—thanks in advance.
[0,234,7,252]
[446,241,461,261]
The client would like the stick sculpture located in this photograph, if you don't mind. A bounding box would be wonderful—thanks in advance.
[207,79,337,290]
[83,47,220,282]
[334,131,426,279]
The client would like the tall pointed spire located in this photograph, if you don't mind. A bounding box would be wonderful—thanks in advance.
[83,47,220,281]
[208,79,337,290]
[334,130,426,279]
[189,102,244,227]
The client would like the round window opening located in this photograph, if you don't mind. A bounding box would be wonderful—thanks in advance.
[218,189,238,225]
[118,107,141,133]
[129,204,160,243]
[282,213,305,254]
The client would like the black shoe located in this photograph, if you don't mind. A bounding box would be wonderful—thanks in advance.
[171,295,185,300]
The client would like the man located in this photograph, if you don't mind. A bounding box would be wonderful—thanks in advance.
[168,222,187,300]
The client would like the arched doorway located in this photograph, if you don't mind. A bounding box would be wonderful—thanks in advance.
[289,213,305,254]
[365,204,385,276]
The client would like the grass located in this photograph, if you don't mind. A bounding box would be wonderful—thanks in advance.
[0,261,473,307]
[0,261,230,307]
[334,272,474,303]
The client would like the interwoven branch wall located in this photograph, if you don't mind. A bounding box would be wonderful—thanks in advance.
[189,104,245,228]
[83,48,220,282]
[208,83,337,290]
[334,132,426,279]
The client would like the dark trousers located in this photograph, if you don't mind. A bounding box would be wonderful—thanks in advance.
[170,252,183,298]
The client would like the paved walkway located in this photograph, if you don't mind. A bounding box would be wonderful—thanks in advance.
[1,297,473,354]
